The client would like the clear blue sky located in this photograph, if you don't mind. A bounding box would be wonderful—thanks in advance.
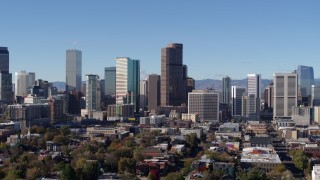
[1,0,320,82]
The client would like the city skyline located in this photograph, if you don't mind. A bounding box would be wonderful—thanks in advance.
[1,1,320,82]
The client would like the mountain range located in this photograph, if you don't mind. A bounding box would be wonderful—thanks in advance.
[52,79,320,93]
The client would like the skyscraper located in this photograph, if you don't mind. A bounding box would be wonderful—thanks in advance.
[28,72,35,88]
[222,76,231,105]
[140,80,148,111]
[297,65,314,105]
[247,74,261,119]
[66,49,82,93]
[247,74,261,98]
[0,47,13,104]
[231,86,245,117]
[104,67,116,96]
[161,43,187,106]
[116,57,140,112]
[86,74,100,111]
[242,94,259,120]
[15,71,29,97]
[188,90,219,122]
[311,85,320,106]
[0,47,9,73]
[273,73,297,119]
[148,74,160,112]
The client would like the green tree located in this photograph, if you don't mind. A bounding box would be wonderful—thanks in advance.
[185,133,200,149]
[82,161,99,180]
[26,167,42,180]
[53,134,68,145]
[61,164,76,180]
[165,172,184,180]
[118,158,136,174]
[237,167,267,180]
[61,126,71,136]
[289,149,308,170]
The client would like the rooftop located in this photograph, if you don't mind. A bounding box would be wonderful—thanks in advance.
[241,147,281,164]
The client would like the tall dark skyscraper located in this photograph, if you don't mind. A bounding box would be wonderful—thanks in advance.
[222,76,231,105]
[104,67,116,96]
[0,47,13,104]
[297,65,314,105]
[66,49,82,115]
[66,49,82,93]
[161,43,187,106]
[148,74,160,112]
[0,47,9,73]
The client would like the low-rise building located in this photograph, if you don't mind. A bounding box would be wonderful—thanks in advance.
[180,128,203,139]
[240,147,281,172]
[312,164,320,180]
[291,106,311,126]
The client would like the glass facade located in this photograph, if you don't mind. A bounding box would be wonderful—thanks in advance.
[66,49,82,93]
[104,67,116,96]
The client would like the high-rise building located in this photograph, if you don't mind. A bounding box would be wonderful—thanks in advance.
[148,74,160,112]
[28,72,35,88]
[264,82,274,110]
[104,67,116,96]
[66,49,82,93]
[0,73,13,103]
[161,43,187,106]
[116,57,140,112]
[0,47,9,73]
[242,94,259,120]
[311,85,320,106]
[187,77,195,94]
[247,74,261,119]
[15,71,29,97]
[273,73,297,119]
[247,74,261,98]
[188,90,219,122]
[140,80,148,111]
[231,86,245,116]
[0,47,13,104]
[222,76,231,105]
[297,65,314,106]
[86,74,100,111]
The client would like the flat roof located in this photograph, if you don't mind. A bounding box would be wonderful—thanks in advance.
[241,147,281,164]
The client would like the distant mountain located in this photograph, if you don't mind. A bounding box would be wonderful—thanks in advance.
[52,78,320,93]
[195,78,320,92]
[52,82,65,92]
[195,79,272,92]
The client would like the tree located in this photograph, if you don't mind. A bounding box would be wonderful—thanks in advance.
[185,133,200,149]
[165,172,184,180]
[61,126,71,136]
[115,147,133,158]
[289,149,308,170]
[118,158,136,174]
[237,168,267,180]
[26,167,42,180]
[53,135,68,145]
[82,161,99,180]
[61,164,76,180]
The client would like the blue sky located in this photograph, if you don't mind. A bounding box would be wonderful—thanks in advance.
[1,1,320,81]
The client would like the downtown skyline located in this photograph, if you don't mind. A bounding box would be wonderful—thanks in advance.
[1,1,320,82]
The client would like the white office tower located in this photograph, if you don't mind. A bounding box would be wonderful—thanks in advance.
[15,71,29,97]
[231,86,246,117]
[86,74,101,111]
[188,90,219,122]
[115,57,140,112]
[247,74,261,120]
[273,73,297,119]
